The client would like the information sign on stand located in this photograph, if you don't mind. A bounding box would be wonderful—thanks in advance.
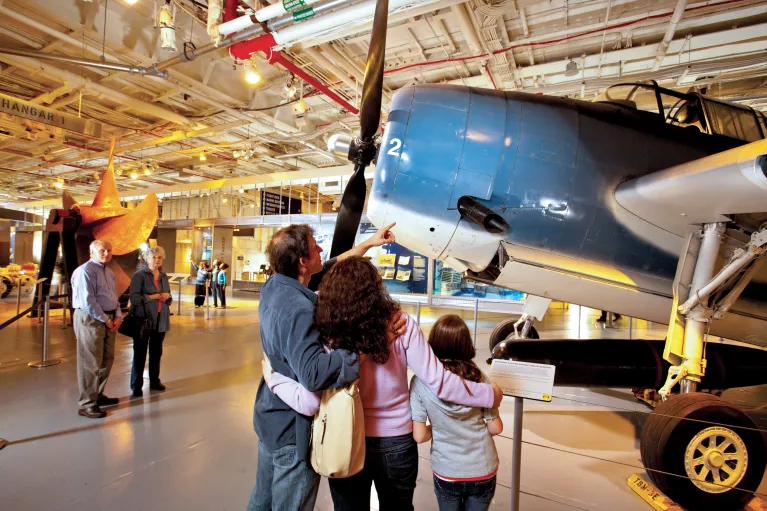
[491,360,556,511]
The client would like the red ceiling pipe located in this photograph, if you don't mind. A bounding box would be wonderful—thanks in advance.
[224,0,239,23]
[229,33,277,61]
[268,51,359,115]
[223,0,359,115]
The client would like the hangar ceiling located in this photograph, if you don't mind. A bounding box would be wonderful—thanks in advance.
[1,0,766,207]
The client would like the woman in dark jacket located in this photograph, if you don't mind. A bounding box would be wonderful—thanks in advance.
[129,246,173,397]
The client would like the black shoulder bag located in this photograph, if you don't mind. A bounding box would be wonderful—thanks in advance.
[118,296,152,340]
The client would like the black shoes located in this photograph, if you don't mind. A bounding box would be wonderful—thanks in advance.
[131,388,143,398]
[97,394,119,407]
[150,381,166,391]
[78,405,106,419]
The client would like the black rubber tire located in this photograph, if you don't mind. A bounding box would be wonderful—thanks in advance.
[488,317,539,353]
[640,393,766,511]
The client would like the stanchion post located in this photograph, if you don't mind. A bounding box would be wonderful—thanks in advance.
[177,280,182,315]
[416,302,421,326]
[629,316,633,340]
[205,280,210,320]
[28,296,61,368]
[606,312,614,328]
[473,299,479,348]
[510,397,524,511]
[61,292,68,329]
[16,283,22,316]
[37,284,43,323]
[577,305,582,339]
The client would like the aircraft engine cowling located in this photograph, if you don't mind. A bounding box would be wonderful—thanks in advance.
[368,85,510,272]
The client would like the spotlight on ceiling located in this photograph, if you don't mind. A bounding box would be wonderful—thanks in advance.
[285,75,298,98]
[54,179,63,189]
[564,58,579,77]
[199,152,207,162]
[244,63,261,85]
[125,0,138,4]
[130,172,138,179]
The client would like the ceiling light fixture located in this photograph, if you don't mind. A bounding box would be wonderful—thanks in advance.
[199,152,207,162]
[244,63,261,85]
[131,172,138,179]
[125,0,138,4]
[564,58,579,77]
[54,180,63,189]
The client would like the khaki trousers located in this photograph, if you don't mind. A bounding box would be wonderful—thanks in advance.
[74,309,116,408]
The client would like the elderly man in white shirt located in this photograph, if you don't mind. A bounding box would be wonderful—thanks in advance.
[71,240,123,419]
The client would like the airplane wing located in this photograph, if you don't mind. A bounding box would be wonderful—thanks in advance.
[615,139,767,237]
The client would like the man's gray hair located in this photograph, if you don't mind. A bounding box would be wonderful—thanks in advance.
[89,239,112,253]
[146,246,166,259]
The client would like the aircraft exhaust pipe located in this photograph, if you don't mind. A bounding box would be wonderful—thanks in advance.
[491,339,767,390]
[457,196,509,234]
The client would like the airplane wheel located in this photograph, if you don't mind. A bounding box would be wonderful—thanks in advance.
[0,277,10,298]
[488,317,539,353]
[641,393,765,511]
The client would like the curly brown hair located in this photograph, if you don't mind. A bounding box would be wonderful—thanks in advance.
[314,256,400,365]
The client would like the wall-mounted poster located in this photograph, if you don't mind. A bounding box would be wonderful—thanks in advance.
[413,256,426,268]
[378,254,396,267]
[399,256,411,265]
[383,268,396,280]
[396,270,412,281]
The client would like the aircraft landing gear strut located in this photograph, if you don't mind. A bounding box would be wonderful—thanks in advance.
[642,222,767,511]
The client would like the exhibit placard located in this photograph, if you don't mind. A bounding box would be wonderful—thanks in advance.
[0,92,102,138]
[490,360,555,402]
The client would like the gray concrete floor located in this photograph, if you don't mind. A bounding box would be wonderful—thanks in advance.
[0,290,765,510]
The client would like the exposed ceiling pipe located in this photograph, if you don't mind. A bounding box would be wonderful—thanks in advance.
[270,51,359,115]
[0,47,169,78]
[652,0,688,72]
[0,53,193,126]
[0,27,42,49]
[322,44,365,82]
[451,4,482,55]
[302,47,359,93]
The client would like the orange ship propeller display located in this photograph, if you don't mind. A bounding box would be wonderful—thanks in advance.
[63,139,158,294]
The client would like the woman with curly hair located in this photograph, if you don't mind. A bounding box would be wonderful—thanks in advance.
[264,256,502,511]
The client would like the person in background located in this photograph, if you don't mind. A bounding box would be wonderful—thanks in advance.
[410,314,503,511]
[597,310,622,322]
[129,246,173,398]
[217,263,228,309]
[264,257,503,511]
[71,240,123,419]
[189,258,210,307]
[211,259,220,307]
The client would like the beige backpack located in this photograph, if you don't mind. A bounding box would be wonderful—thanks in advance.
[310,381,365,478]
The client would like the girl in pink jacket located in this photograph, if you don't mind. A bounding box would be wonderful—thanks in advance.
[264,257,502,511]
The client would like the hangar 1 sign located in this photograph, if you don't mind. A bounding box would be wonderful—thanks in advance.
[0,92,102,138]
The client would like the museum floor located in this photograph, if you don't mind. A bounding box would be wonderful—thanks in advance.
[0,289,765,511]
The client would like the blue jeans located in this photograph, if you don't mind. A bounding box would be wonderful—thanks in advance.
[433,474,497,511]
[328,433,418,511]
[246,441,320,511]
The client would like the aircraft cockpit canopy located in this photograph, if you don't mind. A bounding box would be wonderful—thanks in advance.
[594,81,766,143]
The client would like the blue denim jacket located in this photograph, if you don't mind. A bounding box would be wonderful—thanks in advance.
[254,262,359,461]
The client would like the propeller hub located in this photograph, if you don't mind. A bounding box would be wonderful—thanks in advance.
[351,137,378,167]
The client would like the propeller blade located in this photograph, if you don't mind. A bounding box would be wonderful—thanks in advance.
[358,0,389,143]
[321,0,390,273]
[329,163,368,258]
